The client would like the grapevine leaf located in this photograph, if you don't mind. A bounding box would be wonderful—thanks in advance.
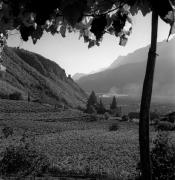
[152,0,171,21]
[84,35,90,43]
[48,23,59,35]
[60,24,66,37]
[31,26,43,44]
[79,29,84,39]
[127,15,132,24]
[119,34,128,46]
[154,0,175,25]
[62,0,87,26]
[95,0,113,14]
[129,2,139,16]
[107,26,115,35]
[75,17,93,30]
[62,5,82,26]
[106,14,112,27]
[90,15,107,42]
[128,0,150,16]
[20,24,35,41]
[88,40,96,48]
[21,12,36,27]
[112,10,127,37]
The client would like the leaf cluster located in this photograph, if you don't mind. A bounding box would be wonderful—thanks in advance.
[0,0,141,47]
[0,0,174,48]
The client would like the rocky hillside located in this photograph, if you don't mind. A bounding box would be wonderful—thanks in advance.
[0,47,87,107]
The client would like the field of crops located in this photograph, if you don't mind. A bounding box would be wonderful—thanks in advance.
[0,100,141,179]
[0,123,140,179]
[36,122,139,179]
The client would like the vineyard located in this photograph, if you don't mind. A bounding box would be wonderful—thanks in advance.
[0,100,149,179]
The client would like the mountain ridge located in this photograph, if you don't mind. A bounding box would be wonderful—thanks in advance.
[77,39,175,102]
[72,73,86,81]
[1,47,87,107]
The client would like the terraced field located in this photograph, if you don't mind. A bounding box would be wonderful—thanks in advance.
[0,100,141,179]
[0,99,89,122]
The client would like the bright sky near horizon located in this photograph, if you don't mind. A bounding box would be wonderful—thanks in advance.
[7,12,171,75]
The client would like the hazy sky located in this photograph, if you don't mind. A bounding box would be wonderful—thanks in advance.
[7,12,171,75]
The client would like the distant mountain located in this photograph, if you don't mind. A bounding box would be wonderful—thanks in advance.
[1,47,87,107]
[73,67,107,81]
[109,46,149,69]
[77,39,175,102]
[72,73,86,81]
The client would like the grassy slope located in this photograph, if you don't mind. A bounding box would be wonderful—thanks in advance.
[0,80,24,96]
[1,47,87,107]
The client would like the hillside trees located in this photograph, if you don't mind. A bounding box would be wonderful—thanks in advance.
[98,99,106,114]
[110,96,117,110]
[86,91,106,114]
[110,96,121,117]
[86,90,98,114]
[0,0,175,179]
[87,91,97,108]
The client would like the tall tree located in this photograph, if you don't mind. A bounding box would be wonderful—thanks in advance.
[87,91,97,108]
[110,96,117,110]
[0,1,174,179]
[139,10,158,180]
[139,1,175,179]
[97,98,106,114]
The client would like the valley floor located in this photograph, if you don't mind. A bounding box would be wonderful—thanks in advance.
[0,100,169,179]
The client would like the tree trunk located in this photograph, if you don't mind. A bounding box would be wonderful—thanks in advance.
[139,11,158,180]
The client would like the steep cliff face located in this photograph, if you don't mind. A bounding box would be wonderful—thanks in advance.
[0,47,87,107]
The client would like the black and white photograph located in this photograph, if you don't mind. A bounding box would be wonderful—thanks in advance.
[0,0,175,179]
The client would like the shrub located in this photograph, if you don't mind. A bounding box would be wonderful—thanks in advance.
[149,112,160,121]
[110,96,117,110]
[168,113,175,123]
[86,105,97,114]
[77,105,85,112]
[122,115,129,121]
[9,92,23,100]
[150,132,175,180]
[153,118,160,125]
[0,143,50,177]
[86,91,97,108]
[104,112,110,120]
[109,123,119,131]
[86,114,99,122]
[136,132,175,180]
[155,121,175,131]
[2,127,13,138]
[128,112,139,119]
[0,93,9,99]
[97,99,106,114]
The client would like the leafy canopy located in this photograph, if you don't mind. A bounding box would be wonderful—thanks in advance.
[0,0,174,48]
